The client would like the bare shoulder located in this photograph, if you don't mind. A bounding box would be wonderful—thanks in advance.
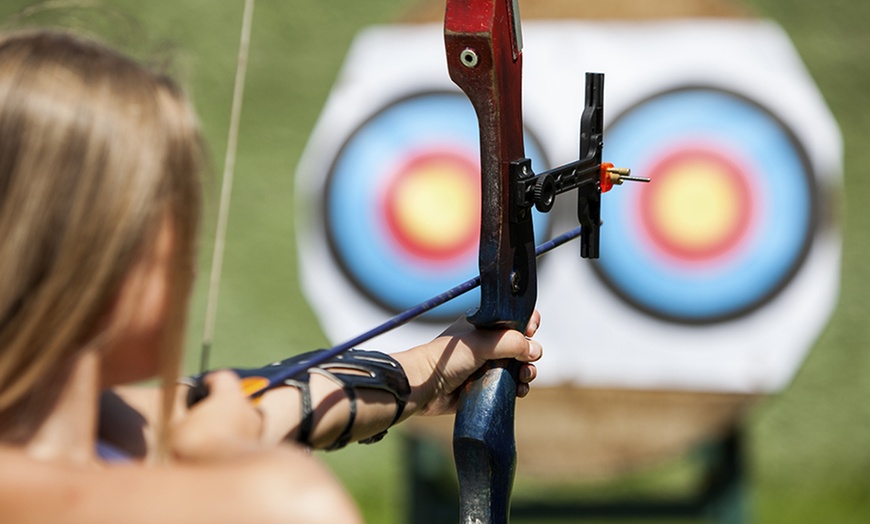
[0,445,361,524]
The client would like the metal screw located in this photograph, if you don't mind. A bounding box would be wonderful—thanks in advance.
[460,48,479,68]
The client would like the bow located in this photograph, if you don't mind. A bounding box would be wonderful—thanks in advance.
[444,1,642,522]
[199,0,256,373]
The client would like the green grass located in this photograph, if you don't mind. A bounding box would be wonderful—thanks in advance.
[3,0,870,522]
[740,1,870,521]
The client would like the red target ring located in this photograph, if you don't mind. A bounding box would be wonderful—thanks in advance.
[380,149,481,264]
[637,144,757,266]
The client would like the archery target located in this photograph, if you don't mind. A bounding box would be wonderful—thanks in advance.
[296,21,842,393]
[323,92,550,320]
[596,87,815,323]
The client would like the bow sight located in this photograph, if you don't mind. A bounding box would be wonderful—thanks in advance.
[512,73,648,259]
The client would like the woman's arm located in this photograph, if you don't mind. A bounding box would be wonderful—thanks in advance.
[104,312,542,454]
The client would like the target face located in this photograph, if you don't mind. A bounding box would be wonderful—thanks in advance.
[297,21,842,393]
[597,87,816,323]
[324,92,549,319]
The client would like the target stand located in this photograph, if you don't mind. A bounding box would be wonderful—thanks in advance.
[404,389,752,524]
[405,432,747,524]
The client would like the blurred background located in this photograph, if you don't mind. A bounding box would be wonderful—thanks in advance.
[2,0,868,522]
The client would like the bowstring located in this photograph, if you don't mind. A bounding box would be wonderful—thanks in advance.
[200,0,256,372]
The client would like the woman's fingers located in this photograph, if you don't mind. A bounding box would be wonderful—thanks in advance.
[202,370,244,396]
[173,370,265,462]
[525,338,543,363]
[494,330,541,363]
[525,309,541,338]
[516,383,530,398]
[205,371,263,435]
[518,363,537,384]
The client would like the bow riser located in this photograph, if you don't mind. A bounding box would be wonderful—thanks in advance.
[445,0,534,332]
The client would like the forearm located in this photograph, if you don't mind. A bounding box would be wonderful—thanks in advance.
[105,354,419,455]
[227,323,539,449]
[256,375,404,448]
[255,348,430,449]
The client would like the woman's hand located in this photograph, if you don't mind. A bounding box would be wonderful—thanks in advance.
[171,371,265,462]
[394,310,543,417]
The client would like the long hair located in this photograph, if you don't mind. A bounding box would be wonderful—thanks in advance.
[0,30,202,448]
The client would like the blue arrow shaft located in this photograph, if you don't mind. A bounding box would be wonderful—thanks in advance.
[253,225,583,396]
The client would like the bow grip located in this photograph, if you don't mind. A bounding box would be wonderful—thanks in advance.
[453,358,520,523]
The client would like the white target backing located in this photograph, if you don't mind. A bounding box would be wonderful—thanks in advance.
[295,20,842,393]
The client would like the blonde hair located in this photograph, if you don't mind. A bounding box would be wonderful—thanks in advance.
[0,30,202,446]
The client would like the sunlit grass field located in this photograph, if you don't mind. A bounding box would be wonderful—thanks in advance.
[2,1,869,522]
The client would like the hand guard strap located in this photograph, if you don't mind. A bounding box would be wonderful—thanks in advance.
[184,349,411,450]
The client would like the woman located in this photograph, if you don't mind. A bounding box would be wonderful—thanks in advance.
[0,30,542,522]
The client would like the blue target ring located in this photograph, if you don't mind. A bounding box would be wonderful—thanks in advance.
[597,87,816,323]
[325,92,550,319]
